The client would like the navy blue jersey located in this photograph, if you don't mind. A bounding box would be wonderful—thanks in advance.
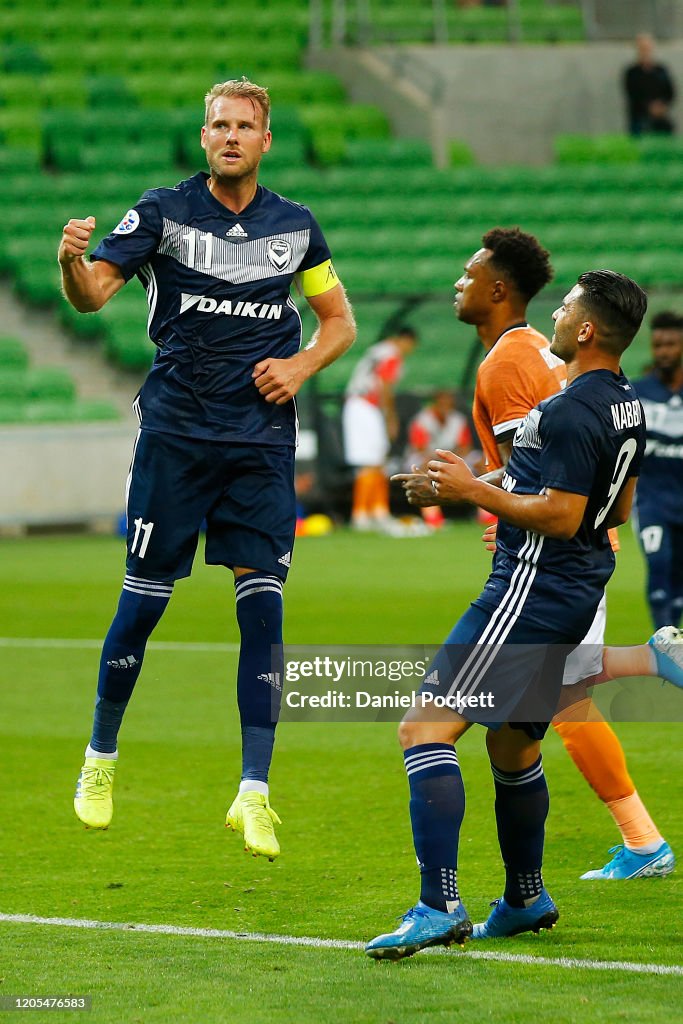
[477,369,646,632]
[91,172,333,445]
[632,374,683,523]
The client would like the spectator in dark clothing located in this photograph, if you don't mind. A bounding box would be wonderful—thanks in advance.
[624,33,675,136]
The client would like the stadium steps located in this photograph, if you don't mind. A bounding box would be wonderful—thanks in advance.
[0,282,138,420]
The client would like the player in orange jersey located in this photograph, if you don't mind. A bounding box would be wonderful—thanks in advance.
[396,228,674,881]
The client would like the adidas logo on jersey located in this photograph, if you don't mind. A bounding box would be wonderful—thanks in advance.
[226,222,248,239]
[179,293,282,319]
[278,551,291,567]
[257,672,282,692]
[423,670,440,686]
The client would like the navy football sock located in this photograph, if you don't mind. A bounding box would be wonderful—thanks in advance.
[90,576,173,753]
[234,573,284,785]
[491,755,548,908]
[404,744,465,913]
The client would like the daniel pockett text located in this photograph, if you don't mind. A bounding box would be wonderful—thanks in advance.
[276,649,497,722]
[285,689,496,711]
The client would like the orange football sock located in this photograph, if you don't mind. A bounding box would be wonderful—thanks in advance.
[351,469,375,521]
[553,714,635,802]
[370,469,390,519]
[553,715,663,849]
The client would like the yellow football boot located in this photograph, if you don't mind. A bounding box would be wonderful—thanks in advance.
[74,757,116,829]
[226,791,281,861]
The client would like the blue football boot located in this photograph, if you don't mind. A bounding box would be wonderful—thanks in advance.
[472,888,558,939]
[581,841,675,880]
[648,626,683,689]
[365,900,472,960]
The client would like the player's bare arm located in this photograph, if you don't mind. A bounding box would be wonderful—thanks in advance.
[377,377,399,442]
[392,464,505,508]
[252,283,355,405]
[58,217,125,312]
[496,438,514,465]
[427,449,588,540]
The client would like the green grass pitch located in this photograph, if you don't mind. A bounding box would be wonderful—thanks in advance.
[0,524,681,1023]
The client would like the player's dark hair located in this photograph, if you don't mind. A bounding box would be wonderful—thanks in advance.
[482,227,553,302]
[395,326,418,342]
[577,270,648,352]
[651,310,683,332]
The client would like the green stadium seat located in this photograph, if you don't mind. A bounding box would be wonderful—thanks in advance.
[0,107,42,150]
[104,321,155,370]
[447,139,476,167]
[303,104,391,165]
[0,400,25,424]
[344,138,433,168]
[356,6,438,44]
[86,75,137,109]
[13,261,62,307]
[20,398,121,423]
[0,336,29,370]
[58,303,107,340]
[637,136,683,164]
[23,400,79,424]
[26,367,76,402]
[0,370,30,402]
[72,399,121,422]
[448,8,510,43]
[2,40,50,74]
[555,133,640,164]
[520,8,585,44]
[0,145,40,174]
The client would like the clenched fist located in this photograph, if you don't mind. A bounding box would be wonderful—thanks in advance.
[58,216,96,264]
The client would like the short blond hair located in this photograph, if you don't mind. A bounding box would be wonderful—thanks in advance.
[204,78,271,130]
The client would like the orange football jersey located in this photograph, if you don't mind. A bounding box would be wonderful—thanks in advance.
[473,323,567,471]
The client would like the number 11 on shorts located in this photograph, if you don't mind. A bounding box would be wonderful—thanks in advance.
[131,517,154,557]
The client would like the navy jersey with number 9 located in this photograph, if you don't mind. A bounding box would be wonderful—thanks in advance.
[91,171,337,445]
[477,369,646,634]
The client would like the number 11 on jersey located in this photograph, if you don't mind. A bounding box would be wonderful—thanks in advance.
[183,231,213,270]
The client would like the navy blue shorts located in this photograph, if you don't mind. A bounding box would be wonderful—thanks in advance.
[419,604,579,740]
[124,429,296,582]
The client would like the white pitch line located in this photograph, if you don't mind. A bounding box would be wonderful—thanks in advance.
[1,913,681,977]
[0,637,239,653]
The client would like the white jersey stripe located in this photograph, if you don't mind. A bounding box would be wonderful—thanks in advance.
[444,532,544,701]
[124,429,142,517]
[456,539,544,700]
[139,262,158,335]
[158,219,311,286]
